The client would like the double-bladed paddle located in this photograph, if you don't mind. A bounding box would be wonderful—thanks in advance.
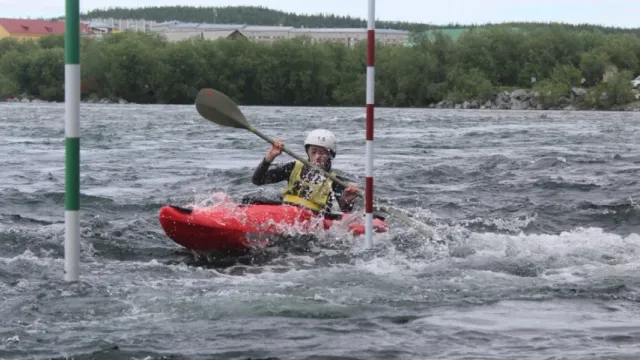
[194,88,433,237]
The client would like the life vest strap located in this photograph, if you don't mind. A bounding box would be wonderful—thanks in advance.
[282,194,323,212]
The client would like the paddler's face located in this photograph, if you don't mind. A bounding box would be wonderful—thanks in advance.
[307,145,330,166]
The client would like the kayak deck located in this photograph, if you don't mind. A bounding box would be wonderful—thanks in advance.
[158,197,389,253]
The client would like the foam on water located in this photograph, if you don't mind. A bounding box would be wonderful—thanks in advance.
[3,222,640,358]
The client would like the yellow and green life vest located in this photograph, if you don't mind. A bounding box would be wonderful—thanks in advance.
[282,160,335,212]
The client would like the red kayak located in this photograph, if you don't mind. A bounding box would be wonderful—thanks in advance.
[158,196,389,253]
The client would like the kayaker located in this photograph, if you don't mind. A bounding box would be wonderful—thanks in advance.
[252,129,361,214]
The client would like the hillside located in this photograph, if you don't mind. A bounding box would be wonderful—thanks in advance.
[76,5,640,35]
[2,24,639,109]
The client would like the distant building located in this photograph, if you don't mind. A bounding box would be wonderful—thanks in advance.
[241,25,293,42]
[146,22,244,42]
[0,18,90,40]
[86,18,155,32]
[165,28,247,42]
[84,18,410,46]
[86,20,116,34]
[290,27,408,46]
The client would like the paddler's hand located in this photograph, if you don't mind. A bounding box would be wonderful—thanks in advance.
[343,184,360,204]
[265,139,284,162]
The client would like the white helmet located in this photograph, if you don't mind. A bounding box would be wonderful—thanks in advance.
[304,129,337,158]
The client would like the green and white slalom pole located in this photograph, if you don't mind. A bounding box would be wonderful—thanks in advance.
[64,0,80,282]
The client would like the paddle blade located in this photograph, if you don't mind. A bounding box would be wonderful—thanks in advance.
[195,88,250,129]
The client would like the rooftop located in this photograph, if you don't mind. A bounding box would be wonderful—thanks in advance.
[0,18,90,35]
[148,20,408,34]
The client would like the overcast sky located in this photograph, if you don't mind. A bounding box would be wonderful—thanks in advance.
[1,0,638,28]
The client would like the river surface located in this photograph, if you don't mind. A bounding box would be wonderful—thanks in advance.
[1,102,640,359]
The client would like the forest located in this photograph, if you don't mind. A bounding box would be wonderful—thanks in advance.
[76,5,640,37]
[0,24,638,109]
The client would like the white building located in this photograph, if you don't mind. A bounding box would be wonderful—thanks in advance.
[84,18,410,46]
[290,27,408,46]
[241,25,294,42]
[86,18,157,32]
[149,22,246,42]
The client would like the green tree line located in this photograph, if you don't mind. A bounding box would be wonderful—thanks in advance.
[74,5,640,36]
[0,25,638,109]
[78,5,481,32]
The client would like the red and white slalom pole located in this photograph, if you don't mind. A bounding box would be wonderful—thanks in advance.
[365,0,375,249]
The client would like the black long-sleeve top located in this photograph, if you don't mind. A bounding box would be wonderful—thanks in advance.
[251,158,354,213]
